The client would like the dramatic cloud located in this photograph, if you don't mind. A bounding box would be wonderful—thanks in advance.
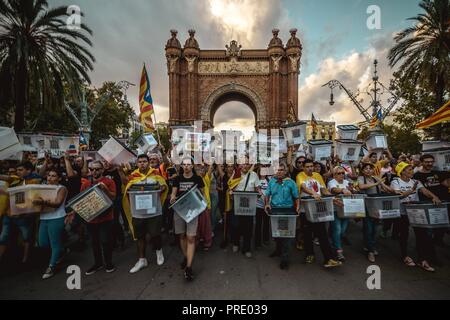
[48,1,401,133]
[49,0,291,131]
[298,32,398,125]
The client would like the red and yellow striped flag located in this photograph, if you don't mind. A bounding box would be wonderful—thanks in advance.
[416,101,450,129]
[139,64,155,132]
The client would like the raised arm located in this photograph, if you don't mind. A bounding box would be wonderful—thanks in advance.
[81,154,89,178]
[64,153,77,178]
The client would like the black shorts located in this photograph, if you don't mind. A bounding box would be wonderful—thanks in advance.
[132,216,162,240]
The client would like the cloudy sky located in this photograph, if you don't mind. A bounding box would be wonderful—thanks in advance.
[49,0,421,136]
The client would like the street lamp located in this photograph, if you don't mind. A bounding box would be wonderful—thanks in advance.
[322,60,400,130]
[65,80,135,148]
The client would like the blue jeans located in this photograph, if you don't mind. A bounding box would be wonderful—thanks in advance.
[363,217,377,252]
[0,215,34,245]
[331,214,349,250]
[39,217,65,267]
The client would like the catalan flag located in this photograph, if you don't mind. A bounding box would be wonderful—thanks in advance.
[139,64,155,132]
[369,109,382,128]
[416,101,450,129]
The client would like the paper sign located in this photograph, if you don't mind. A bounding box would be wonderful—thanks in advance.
[135,194,153,210]
[428,208,449,225]
[407,208,428,225]
[379,209,400,219]
[375,136,387,148]
[343,198,365,215]
[315,146,331,160]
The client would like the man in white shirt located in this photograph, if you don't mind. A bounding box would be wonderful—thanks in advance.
[230,160,261,258]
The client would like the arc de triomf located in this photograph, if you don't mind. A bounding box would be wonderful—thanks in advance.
[165,28,302,131]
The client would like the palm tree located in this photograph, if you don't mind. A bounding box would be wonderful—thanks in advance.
[0,0,95,131]
[388,0,449,115]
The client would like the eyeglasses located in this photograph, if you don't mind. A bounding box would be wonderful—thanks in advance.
[91,168,102,172]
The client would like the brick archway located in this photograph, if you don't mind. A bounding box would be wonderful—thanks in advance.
[201,83,264,129]
[165,29,302,131]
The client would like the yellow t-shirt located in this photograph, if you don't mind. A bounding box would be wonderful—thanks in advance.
[296,172,326,197]
[202,174,211,210]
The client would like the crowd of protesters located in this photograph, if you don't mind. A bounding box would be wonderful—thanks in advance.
[0,144,449,282]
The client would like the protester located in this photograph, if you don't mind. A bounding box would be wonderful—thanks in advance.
[255,165,271,249]
[32,169,68,279]
[0,161,42,265]
[362,149,393,177]
[119,154,168,273]
[195,164,213,251]
[265,163,300,269]
[414,154,450,249]
[296,159,342,268]
[67,160,117,275]
[357,162,395,262]
[328,166,353,261]
[391,162,442,272]
[229,159,261,258]
[170,157,205,281]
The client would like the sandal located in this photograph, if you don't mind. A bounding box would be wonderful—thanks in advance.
[419,261,435,272]
[403,256,416,267]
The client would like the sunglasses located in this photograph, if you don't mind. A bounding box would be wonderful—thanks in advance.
[336,172,345,175]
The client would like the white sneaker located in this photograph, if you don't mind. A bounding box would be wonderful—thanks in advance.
[129,258,148,273]
[156,249,164,266]
[232,245,239,253]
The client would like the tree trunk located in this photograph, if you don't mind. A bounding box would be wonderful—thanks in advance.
[434,72,445,140]
[14,59,27,132]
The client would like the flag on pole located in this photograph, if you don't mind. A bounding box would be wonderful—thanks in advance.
[79,131,87,150]
[139,64,155,133]
[369,109,383,128]
[416,101,450,129]
[311,113,318,131]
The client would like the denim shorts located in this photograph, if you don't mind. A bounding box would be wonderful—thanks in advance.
[0,215,35,244]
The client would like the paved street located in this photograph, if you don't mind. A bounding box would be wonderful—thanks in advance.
[1,221,450,300]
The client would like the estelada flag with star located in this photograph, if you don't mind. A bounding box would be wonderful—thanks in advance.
[139,64,155,132]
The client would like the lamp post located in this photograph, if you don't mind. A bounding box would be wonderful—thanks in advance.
[322,60,400,131]
[65,80,135,148]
